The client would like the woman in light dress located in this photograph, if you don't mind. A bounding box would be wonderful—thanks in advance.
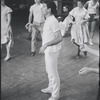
[84,0,99,45]
[69,0,91,58]
[1,0,13,61]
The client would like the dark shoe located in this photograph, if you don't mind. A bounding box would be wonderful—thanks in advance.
[31,52,36,56]
[83,51,87,58]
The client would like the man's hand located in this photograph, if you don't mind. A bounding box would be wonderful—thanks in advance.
[25,23,32,32]
[25,23,30,29]
[39,44,48,54]
[80,44,87,51]
[28,26,32,33]
[79,67,91,75]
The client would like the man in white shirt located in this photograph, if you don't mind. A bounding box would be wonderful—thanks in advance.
[39,1,63,100]
[25,0,45,56]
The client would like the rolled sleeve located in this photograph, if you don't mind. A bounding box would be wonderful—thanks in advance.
[29,6,33,12]
[50,20,60,34]
[6,7,12,14]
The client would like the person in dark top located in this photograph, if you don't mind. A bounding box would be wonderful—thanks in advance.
[57,5,69,22]
[62,5,69,21]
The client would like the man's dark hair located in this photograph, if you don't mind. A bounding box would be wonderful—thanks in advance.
[1,0,7,5]
[63,5,68,9]
[1,0,5,3]
[42,0,57,15]
[78,0,84,4]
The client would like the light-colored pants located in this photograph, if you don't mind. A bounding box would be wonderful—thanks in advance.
[44,51,60,98]
[31,23,44,52]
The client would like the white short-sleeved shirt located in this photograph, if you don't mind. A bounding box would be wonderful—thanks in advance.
[42,15,61,53]
[87,0,99,14]
[30,3,45,23]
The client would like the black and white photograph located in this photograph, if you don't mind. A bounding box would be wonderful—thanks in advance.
[1,0,99,100]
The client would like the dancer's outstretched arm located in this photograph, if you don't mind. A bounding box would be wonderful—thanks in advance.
[79,67,99,75]
[80,44,99,57]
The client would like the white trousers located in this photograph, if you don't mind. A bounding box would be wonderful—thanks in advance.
[44,51,60,97]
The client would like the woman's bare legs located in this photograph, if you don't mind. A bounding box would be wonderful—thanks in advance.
[91,20,96,38]
[88,20,96,45]
[4,41,11,61]
[72,39,81,58]
[77,46,81,58]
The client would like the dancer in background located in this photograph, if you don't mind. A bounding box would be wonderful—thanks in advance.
[1,0,13,61]
[84,0,99,45]
[40,1,63,100]
[69,0,91,58]
[25,0,45,56]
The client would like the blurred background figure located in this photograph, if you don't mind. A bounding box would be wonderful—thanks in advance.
[69,0,90,58]
[1,0,13,61]
[57,5,69,22]
[25,0,44,56]
[84,0,99,45]
[62,5,69,21]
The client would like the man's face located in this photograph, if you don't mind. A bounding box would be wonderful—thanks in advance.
[77,1,83,8]
[34,0,41,4]
[41,3,49,16]
[63,7,68,12]
[1,0,5,6]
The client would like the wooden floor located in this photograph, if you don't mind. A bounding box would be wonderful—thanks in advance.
[1,16,99,100]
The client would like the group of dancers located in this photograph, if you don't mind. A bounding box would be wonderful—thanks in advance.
[59,0,99,58]
[1,0,99,100]
[1,0,99,60]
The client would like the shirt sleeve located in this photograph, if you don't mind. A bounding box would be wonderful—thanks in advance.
[6,7,12,14]
[29,6,33,12]
[50,19,60,34]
